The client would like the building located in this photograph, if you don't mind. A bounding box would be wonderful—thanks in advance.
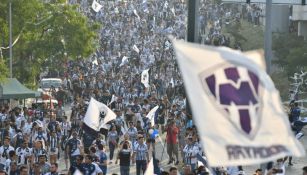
[292,5,307,39]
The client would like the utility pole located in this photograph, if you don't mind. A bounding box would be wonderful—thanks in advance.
[187,0,199,42]
[9,1,13,78]
[186,0,200,116]
[264,0,272,74]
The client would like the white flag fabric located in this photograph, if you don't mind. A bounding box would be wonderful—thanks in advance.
[91,0,102,12]
[145,106,159,126]
[92,58,98,66]
[170,77,175,88]
[171,7,176,16]
[141,69,150,88]
[173,39,305,166]
[133,9,141,20]
[107,94,118,106]
[73,169,83,175]
[120,56,129,67]
[132,44,140,53]
[164,1,168,9]
[84,97,116,131]
[144,158,154,175]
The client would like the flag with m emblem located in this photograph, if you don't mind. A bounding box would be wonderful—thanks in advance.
[173,39,305,166]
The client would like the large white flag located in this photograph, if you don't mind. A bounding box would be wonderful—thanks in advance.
[141,69,150,88]
[173,40,305,166]
[91,0,102,12]
[84,97,116,131]
[146,106,159,126]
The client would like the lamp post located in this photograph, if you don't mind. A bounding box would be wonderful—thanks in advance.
[9,0,13,78]
[264,0,272,74]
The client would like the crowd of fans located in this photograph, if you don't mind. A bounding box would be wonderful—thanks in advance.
[0,0,306,175]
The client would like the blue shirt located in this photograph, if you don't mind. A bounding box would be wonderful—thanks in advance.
[291,107,301,122]
[134,143,148,161]
[99,151,107,172]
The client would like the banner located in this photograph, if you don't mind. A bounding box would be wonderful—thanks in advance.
[84,97,116,131]
[173,39,305,166]
[141,69,150,88]
[91,0,103,12]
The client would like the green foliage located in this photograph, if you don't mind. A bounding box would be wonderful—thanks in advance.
[227,21,247,44]
[0,59,8,82]
[223,20,264,51]
[270,69,290,101]
[272,33,307,77]
[0,0,100,87]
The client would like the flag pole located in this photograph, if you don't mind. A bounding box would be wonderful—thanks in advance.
[264,0,272,74]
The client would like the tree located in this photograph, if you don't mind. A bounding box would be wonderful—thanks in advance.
[272,33,307,77]
[0,0,99,87]
[0,59,8,82]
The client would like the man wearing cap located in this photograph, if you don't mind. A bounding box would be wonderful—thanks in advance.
[132,135,149,175]
[66,131,83,166]
[0,137,14,171]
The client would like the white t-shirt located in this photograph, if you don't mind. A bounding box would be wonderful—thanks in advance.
[274,162,285,175]
[92,163,103,175]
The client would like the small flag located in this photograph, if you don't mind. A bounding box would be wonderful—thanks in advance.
[120,56,129,67]
[114,7,119,14]
[133,9,141,20]
[84,97,116,131]
[146,106,159,126]
[91,0,103,12]
[141,69,150,88]
[92,58,98,66]
[107,94,118,106]
[133,45,140,53]
[173,39,305,166]
[164,1,168,9]
[170,78,175,88]
[171,7,176,16]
